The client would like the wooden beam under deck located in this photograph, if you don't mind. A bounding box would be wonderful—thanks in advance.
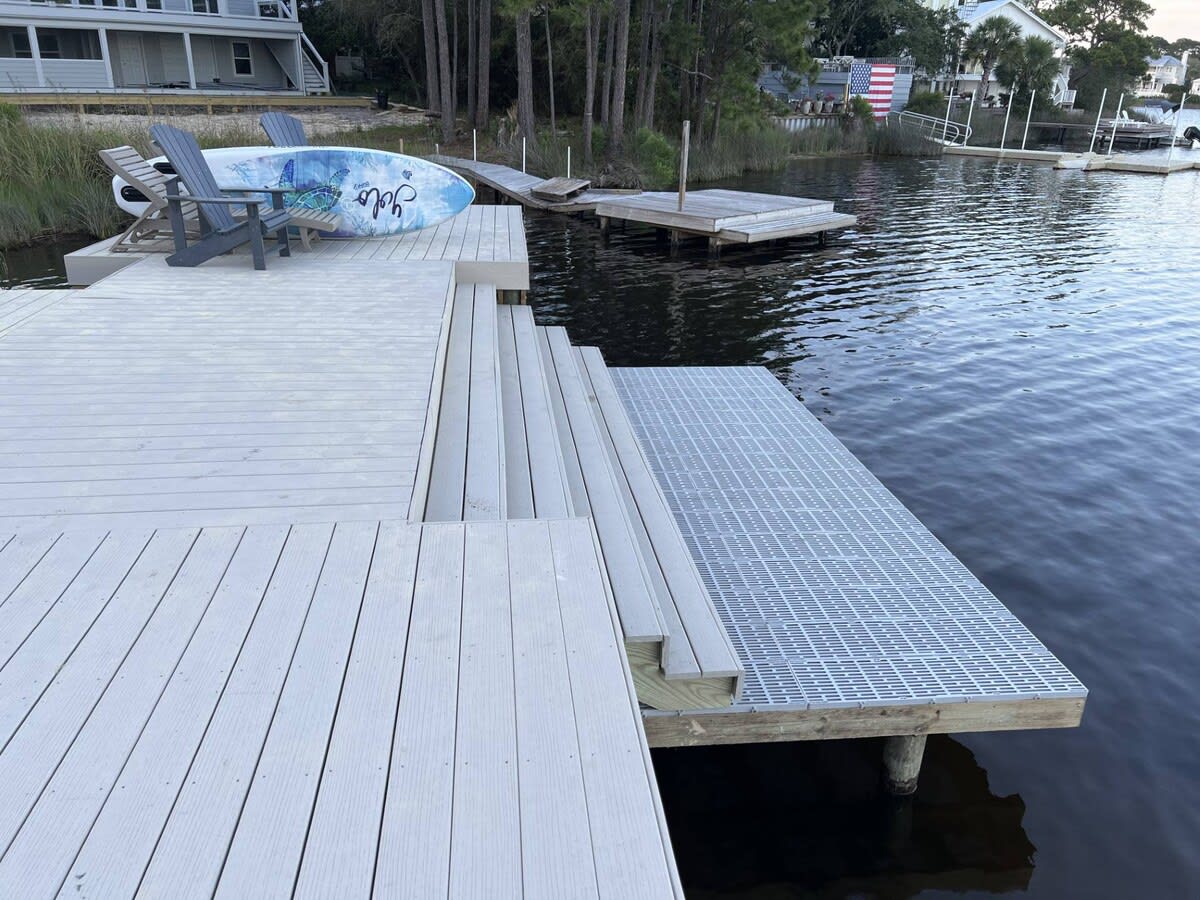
[643,696,1087,748]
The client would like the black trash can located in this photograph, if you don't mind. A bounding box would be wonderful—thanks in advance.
[375,90,390,111]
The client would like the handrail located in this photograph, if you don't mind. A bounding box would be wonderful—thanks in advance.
[299,31,330,94]
[888,109,973,146]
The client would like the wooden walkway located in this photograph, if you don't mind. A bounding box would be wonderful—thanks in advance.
[0,518,682,897]
[64,205,529,290]
[430,155,634,213]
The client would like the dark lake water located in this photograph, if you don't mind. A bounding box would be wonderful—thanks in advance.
[4,155,1198,897]
[522,157,1200,898]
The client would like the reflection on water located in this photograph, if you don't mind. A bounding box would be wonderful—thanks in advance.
[0,237,90,289]
[527,158,1200,898]
[655,737,1035,898]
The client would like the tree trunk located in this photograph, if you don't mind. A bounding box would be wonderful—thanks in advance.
[467,0,477,127]
[435,0,454,142]
[516,6,535,139]
[474,0,491,129]
[980,64,992,103]
[600,10,615,126]
[642,0,671,129]
[545,7,556,135]
[422,0,441,112]
[608,0,631,154]
[633,0,653,131]
[584,3,599,164]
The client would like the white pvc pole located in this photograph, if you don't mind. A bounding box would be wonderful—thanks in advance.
[1021,91,1036,150]
[1088,87,1108,154]
[1166,93,1187,166]
[964,91,977,146]
[942,90,954,142]
[472,129,477,161]
[999,101,1013,153]
[435,142,439,156]
[567,145,571,179]
[522,137,526,173]
[1107,93,1125,156]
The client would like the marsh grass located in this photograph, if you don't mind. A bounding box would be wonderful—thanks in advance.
[0,106,448,249]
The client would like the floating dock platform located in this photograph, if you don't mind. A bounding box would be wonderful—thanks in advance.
[0,209,1085,894]
[433,156,856,250]
[595,189,857,250]
[943,144,1200,174]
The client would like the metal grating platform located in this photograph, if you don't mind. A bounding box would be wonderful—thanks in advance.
[611,367,1087,712]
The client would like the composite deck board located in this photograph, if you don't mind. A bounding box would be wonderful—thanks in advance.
[0,520,681,896]
[540,326,667,647]
[423,286,475,520]
[578,347,742,685]
[463,285,504,519]
[497,306,536,517]
[0,259,452,531]
[511,308,572,518]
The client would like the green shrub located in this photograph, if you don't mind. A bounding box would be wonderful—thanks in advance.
[905,91,948,116]
[632,127,676,186]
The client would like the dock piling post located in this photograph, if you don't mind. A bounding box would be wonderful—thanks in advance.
[567,145,571,179]
[998,101,1012,154]
[678,120,691,211]
[522,137,527,174]
[1021,91,1036,150]
[435,142,440,157]
[599,216,609,238]
[1088,88,1108,154]
[963,92,976,146]
[882,734,927,796]
[707,236,721,259]
[1106,94,1125,156]
[473,129,477,162]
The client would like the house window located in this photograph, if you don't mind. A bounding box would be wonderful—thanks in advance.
[232,41,253,77]
[146,0,163,9]
[38,33,60,60]
[11,32,32,60]
[192,0,219,13]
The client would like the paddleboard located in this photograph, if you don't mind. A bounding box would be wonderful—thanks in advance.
[112,146,475,237]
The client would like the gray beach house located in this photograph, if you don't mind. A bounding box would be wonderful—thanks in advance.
[0,0,328,95]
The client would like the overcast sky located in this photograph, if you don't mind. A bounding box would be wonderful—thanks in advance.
[1148,1,1197,41]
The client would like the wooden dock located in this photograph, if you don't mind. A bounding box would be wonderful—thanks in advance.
[594,189,857,250]
[432,156,857,250]
[0,204,1087,891]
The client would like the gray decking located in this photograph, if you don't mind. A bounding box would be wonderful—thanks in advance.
[0,518,682,897]
[613,367,1088,745]
[63,206,529,290]
[0,258,453,530]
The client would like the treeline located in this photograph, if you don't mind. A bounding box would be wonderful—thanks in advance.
[300,0,818,158]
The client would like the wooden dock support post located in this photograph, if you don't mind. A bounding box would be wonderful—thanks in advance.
[678,120,691,211]
[882,734,927,795]
[473,129,478,161]
[599,216,609,238]
[567,145,571,179]
[522,137,527,174]
[707,236,721,258]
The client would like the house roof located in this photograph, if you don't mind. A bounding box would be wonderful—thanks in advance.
[961,0,1067,46]
[1147,55,1184,68]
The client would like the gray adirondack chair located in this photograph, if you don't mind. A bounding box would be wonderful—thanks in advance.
[99,145,201,252]
[260,111,307,147]
[151,123,291,270]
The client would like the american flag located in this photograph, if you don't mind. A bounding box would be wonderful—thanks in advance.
[850,62,897,120]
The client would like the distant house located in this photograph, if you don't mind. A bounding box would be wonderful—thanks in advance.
[924,0,1073,106]
[1138,54,1189,97]
[0,0,328,95]
[759,59,915,113]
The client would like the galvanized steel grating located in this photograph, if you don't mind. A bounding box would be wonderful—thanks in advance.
[611,366,1087,711]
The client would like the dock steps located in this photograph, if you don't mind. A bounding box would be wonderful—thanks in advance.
[531,176,592,201]
[416,290,743,708]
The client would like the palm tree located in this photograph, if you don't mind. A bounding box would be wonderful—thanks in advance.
[996,36,1061,106]
[964,17,1022,104]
